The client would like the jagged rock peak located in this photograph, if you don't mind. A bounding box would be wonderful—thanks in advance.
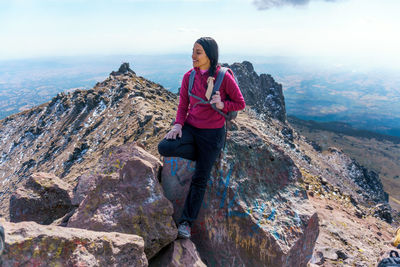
[110,62,135,76]
[222,61,287,123]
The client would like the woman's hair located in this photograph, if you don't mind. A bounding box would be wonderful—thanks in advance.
[195,37,219,77]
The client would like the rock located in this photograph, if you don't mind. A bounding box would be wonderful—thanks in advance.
[1,221,147,266]
[222,61,287,122]
[336,250,348,260]
[68,143,177,259]
[310,250,324,265]
[9,172,74,224]
[319,247,338,261]
[149,239,206,267]
[374,203,393,223]
[110,62,135,76]
[325,205,334,210]
[71,173,102,206]
[161,125,319,266]
[354,209,365,219]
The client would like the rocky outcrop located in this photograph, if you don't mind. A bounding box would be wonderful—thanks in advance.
[110,62,135,76]
[68,143,177,259]
[1,221,147,266]
[9,172,74,224]
[223,61,286,122]
[149,239,206,267]
[322,147,388,204]
[161,122,319,266]
[0,66,177,219]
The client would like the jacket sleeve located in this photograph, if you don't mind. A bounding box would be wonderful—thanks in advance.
[175,72,190,125]
[221,71,246,113]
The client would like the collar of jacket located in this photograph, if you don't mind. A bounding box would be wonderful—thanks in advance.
[194,65,221,77]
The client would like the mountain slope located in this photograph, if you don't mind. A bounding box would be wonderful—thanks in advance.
[0,69,177,218]
[288,115,400,212]
[0,62,397,266]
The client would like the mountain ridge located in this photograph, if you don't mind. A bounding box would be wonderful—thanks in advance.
[0,62,397,266]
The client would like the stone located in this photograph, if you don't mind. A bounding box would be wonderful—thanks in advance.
[71,173,102,206]
[374,203,393,223]
[336,250,348,260]
[68,143,177,259]
[222,61,286,122]
[161,125,319,266]
[310,251,324,265]
[9,172,74,224]
[1,221,147,266]
[320,247,339,261]
[149,239,206,267]
[110,62,135,76]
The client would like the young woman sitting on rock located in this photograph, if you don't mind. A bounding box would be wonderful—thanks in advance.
[158,37,245,239]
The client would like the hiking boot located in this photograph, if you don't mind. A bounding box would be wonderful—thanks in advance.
[0,224,4,255]
[177,221,191,239]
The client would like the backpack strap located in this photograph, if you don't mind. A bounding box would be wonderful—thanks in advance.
[188,69,207,104]
[210,67,235,119]
[212,67,228,94]
[187,67,233,120]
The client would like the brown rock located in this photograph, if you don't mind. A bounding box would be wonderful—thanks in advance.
[1,221,147,266]
[161,126,319,266]
[149,239,206,267]
[9,172,74,224]
[71,173,102,206]
[68,143,177,259]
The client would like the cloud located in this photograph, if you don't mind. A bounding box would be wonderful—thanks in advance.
[253,0,338,10]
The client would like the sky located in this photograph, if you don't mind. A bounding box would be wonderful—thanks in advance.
[1,0,399,70]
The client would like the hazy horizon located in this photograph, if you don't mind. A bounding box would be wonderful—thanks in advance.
[1,0,400,71]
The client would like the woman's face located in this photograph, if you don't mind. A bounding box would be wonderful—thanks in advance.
[192,43,211,70]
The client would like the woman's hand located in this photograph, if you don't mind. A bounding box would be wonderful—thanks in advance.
[164,124,182,139]
[210,91,224,110]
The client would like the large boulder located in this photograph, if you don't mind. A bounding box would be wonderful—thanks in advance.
[1,221,147,266]
[9,172,74,224]
[161,126,319,266]
[68,143,177,259]
[149,239,206,267]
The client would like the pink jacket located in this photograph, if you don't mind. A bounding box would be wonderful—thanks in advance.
[175,66,246,129]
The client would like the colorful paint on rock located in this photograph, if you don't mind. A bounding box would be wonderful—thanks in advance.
[161,134,319,267]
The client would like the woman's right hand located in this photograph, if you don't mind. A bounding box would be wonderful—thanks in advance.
[164,124,182,139]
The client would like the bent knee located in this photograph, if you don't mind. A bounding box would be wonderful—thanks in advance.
[158,140,168,156]
[158,139,175,156]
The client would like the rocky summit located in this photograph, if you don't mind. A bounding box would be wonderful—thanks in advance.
[0,62,398,266]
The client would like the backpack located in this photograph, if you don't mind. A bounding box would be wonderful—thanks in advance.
[188,67,238,121]
[378,250,400,267]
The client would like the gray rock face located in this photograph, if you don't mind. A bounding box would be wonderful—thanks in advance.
[1,221,147,267]
[223,61,286,122]
[324,147,388,205]
[68,143,177,259]
[9,172,74,224]
[161,123,319,266]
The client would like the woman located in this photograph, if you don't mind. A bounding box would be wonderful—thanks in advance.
[158,37,245,239]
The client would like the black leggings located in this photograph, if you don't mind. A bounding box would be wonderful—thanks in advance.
[158,123,225,225]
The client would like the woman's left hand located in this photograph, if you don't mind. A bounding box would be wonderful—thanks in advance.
[210,91,224,110]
